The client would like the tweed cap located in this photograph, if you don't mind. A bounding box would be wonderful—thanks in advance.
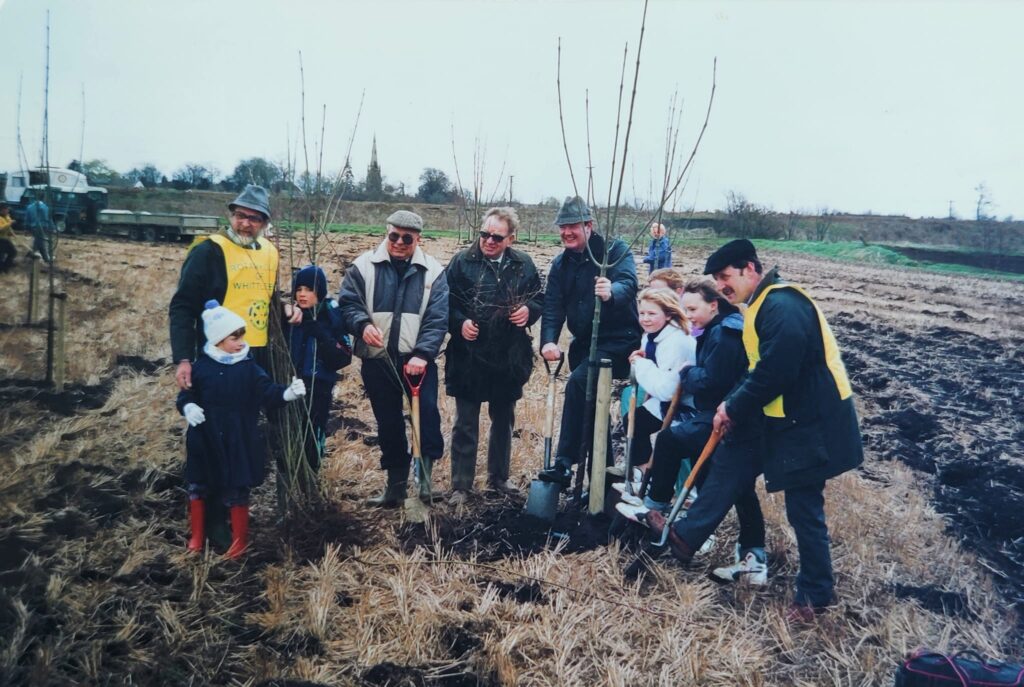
[386,210,424,232]
[554,196,593,226]
[228,184,271,219]
[703,239,759,275]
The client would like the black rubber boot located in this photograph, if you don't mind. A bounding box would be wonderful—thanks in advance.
[366,468,408,508]
[538,459,573,487]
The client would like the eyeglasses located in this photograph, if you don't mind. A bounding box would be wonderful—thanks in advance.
[232,210,265,224]
[479,231,509,244]
[388,232,416,245]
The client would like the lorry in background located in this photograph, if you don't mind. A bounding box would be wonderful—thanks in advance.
[1,166,219,242]
[1,166,107,233]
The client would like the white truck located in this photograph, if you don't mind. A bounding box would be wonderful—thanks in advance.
[1,166,219,241]
[1,166,108,233]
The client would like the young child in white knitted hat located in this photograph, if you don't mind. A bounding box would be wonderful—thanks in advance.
[177,300,306,559]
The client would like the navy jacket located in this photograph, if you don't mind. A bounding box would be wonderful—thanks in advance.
[682,310,747,413]
[283,300,352,388]
[724,269,864,492]
[540,232,641,364]
[176,355,287,489]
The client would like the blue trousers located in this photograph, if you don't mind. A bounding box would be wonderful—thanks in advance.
[784,481,835,607]
[672,437,765,555]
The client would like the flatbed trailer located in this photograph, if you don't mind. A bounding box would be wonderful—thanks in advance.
[96,210,220,242]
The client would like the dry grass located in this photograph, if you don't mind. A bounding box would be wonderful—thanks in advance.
[0,234,1021,685]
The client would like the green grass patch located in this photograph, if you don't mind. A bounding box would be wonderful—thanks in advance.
[677,237,1024,281]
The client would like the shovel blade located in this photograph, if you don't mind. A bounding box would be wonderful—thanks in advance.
[524,479,560,522]
[404,495,430,523]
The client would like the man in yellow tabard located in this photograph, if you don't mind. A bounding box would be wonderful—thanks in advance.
[708,239,863,623]
[169,184,300,389]
[169,185,301,549]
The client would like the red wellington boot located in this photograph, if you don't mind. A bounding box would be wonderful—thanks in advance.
[225,504,250,560]
[187,499,205,552]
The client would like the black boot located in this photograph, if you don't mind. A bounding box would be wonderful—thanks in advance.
[538,459,573,487]
[366,468,408,508]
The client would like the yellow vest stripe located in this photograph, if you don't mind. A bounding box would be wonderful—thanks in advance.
[742,283,852,418]
[207,234,279,348]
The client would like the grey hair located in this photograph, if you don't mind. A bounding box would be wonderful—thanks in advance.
[481,206,520,235]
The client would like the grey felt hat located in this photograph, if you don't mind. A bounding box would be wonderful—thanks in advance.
[386,209,424,232]
[228,184,271,219]
[554,195,593,226]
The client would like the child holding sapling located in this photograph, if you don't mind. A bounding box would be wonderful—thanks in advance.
[283,265,352,475]
[179,300,306,559]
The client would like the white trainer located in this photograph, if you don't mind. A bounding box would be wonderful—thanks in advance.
[697,534,716,556]
[615,502,649,523]
[612,481,642,497]
[711,550,768,585]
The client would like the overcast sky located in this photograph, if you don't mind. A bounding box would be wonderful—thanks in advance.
[1,0,1021,219]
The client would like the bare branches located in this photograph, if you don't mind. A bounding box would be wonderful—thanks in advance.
[450,124,509,243]
[556,38,581,202]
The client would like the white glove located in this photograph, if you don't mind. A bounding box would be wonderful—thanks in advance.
[183,403,206,427]
[283,377,306,402]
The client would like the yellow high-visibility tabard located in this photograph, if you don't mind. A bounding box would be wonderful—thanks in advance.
[742,283,852,418]
[206,234,279,347]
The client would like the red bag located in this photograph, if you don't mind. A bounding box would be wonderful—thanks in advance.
[895,649,1024,686]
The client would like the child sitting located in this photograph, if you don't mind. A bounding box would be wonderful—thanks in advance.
[284,265,352,475]
[178,300,306,558]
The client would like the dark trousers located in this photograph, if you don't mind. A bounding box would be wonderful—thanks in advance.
[648,417,712,503]
[361,357,444,471]
[0,239,16,271]
[450,397,515,491]
[784,481,834,607]
[629,406,662,468]
[301,379,333,473]
[555,348,630,465]
[672,438,766,554]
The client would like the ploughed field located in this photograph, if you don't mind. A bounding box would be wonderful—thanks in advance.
[0,231,1022,686]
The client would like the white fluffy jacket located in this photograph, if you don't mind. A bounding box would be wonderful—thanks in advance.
[632,323,697,419]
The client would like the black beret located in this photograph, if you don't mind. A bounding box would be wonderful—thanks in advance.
[703,239,759,275]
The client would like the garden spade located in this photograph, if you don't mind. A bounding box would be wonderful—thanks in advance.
[653,426,722,547]
[525,355,564,522]
[403,370,431,523]
[622,427,723,580]
[619,369,639,495]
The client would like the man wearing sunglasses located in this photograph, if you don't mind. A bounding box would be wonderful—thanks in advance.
[169,184,302,548]
[339,210,450,507]
[538,196,641,488]
[444,207,543,505]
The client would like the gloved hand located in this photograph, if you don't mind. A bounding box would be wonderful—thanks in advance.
[183,403,206,427]
[283,377,306,402]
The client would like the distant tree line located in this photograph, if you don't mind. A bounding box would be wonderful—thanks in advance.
[64,157,472,206]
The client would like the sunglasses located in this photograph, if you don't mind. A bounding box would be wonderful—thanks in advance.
[479,231,509,244]
[388,232,416,245]
[232,210,265,224]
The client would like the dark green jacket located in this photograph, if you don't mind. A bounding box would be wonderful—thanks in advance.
[725,268,863,492]
[445,242,543,402]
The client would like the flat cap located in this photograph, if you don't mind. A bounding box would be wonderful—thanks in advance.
[703,239,759,275]
[554,195,593,226]
[386,210,424,232]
